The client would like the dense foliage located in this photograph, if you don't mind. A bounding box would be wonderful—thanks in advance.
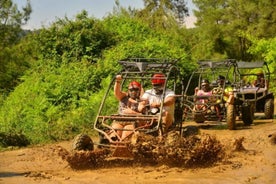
[0,0,32,93]
[0,0,275,147]
[193,0,276,60]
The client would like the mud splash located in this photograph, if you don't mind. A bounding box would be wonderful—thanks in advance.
[58,131,230,169]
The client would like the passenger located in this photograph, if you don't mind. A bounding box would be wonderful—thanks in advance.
[138,73,175,133]
[111,75,142,140]
[217,75,225,88]
[215,75,234,121]
[114,75,142,114]
[216,75,234,105]
[253,72,266,88]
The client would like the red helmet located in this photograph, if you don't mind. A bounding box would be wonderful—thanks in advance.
[151,73,165,85]
[128,81,141,89]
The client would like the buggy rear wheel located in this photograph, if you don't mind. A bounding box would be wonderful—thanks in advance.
[241,102,254,126]
[72,134,94,151]
[194,112,205,123]
[264,98,274,119]
[226,104,236,130]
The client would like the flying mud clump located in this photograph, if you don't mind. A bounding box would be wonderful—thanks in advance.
[57,147,111,169]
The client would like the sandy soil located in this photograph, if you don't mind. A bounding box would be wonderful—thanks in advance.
[1,106,275,184]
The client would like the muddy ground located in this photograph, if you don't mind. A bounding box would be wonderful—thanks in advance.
[0,106,275,184]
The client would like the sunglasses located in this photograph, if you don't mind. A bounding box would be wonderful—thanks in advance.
[129,88,139,92]
[153,84,163,87]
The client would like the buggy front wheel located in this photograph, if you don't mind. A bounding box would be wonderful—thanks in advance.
[226,104,236,130]
[72,134,94,151]
[241,102,254,126]
[264,98,274,119]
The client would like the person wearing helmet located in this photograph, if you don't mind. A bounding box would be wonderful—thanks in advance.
[216,75,234,105]
[114,75,142,114]
[253,72,266,88]
[111,75,143,140]
[195,79,212,98]
[214,75,234,121]
[217,75,226,87]
[194,79,212,111]
[198,79,212,94]
[138,73,175,133]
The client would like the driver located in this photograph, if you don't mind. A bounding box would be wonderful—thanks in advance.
[216,75,234,105]
[138,73,175,133]
[253,72,266,88]
[195,79,212,106]
[214,75,234,121]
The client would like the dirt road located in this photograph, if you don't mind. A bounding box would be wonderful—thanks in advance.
[1,115,275,183]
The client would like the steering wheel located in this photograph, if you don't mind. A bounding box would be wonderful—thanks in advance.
[212,87,223,95]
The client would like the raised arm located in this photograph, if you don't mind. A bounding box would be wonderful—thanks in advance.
[114,75,127,100]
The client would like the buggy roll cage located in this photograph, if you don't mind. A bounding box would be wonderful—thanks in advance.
[232,61,271,89]
[93,58,182,145]
[183,59,236,96]
[180,59,237,121]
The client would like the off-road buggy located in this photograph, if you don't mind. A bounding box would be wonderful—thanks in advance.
[72,58,183,159]
[182,59,251,130]
[230,61,274,129]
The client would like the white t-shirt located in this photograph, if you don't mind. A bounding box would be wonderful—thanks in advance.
[141,89,175,115]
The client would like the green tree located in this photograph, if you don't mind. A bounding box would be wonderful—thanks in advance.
[136,0,189,29]
[192,0,276,60]
[102,12,193,75]
[33,10,115,64]
[0,0,31,47]
[0,0,32,93]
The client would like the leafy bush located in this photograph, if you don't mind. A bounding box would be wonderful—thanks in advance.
[248,36,276,93]
[0,60,101,144]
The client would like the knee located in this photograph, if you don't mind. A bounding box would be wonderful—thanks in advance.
[112,123,123,129]
[163,111,173,122]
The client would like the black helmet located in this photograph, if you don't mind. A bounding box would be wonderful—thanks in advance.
[201,79,209,84]
[217,75,225,80]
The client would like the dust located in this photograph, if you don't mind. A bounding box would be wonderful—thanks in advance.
[58,131,230,169]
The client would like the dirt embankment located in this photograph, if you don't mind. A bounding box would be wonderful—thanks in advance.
[0,102,275,184]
